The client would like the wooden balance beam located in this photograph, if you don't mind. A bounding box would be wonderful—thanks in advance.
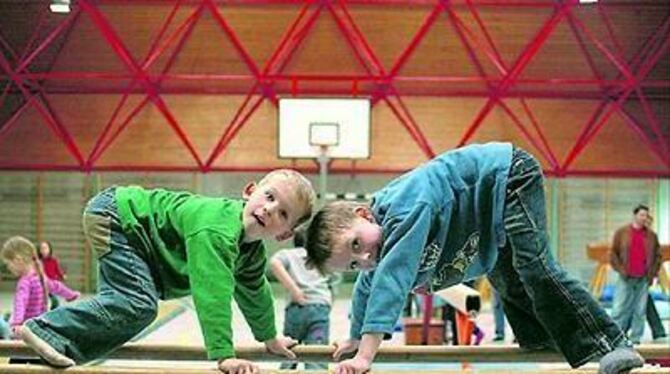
[0,342,668,363]
[0,364,667,374]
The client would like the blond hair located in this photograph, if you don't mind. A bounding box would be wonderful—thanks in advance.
[259,169,316,227]
[1,236,50,308]
[305,201,366,273]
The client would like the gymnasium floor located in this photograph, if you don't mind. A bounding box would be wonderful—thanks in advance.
[1,284,668,372]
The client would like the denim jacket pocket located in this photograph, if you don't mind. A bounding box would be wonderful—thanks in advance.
[83,212,112,258]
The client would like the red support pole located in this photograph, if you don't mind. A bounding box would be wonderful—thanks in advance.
[616,106,670,169]
[568,12,635,81]
[0,95,35,141]
[498,100,557,170]
[268,5,323,76]
[446,5,507,76]
[458,3,569,146]
[15,10,80,73]
[205,90,266,170]
[519,99,559,169]
[80,0,204,169]
[0,56,85,166]
[383,91,435,159]
[562,19,670,170]
[88,97,151,166]
[325,3,376,76]
[88,2,204,168]
[206,0,260,78]
[388,3,444,79]
[634,87,670,158]
[262,1,313,75]
[334,0,386,75]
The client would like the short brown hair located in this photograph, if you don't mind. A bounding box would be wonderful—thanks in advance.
[260,169,316,227]
[305,201,366,273]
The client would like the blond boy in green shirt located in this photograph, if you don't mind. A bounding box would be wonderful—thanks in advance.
[16,169,315,374]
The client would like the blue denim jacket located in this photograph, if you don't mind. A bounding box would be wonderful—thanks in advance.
[350,142,513,339]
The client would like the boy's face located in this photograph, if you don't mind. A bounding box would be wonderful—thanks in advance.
[242,177,307,242]
[326,207,382,272]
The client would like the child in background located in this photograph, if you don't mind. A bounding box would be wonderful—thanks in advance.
[1,236,80,338]
[306,143,643,374]
[270,229,332,370]
[0,316,10,340]
[38,241,67,309]
[16,169,315,374]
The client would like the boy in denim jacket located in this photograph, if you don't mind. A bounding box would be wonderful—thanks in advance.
[18,169,315,374]
[305,143,643,374]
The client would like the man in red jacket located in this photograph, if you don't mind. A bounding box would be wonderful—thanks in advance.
[609,204,661,344]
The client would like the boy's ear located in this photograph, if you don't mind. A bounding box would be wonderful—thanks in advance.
[275,230,294,242]
[353,206,376,223]
[242,182,257,199]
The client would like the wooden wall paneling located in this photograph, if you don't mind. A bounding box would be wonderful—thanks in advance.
[40,173,87,292]
[559,179,609,280]
[0,173,37,291]
[558,178,658,283]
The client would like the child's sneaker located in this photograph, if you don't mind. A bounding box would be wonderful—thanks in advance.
[473,328,485,345]
[17,325,75,368]
[598,346,644,374]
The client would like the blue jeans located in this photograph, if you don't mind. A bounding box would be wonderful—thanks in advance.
[280,303,330,370]
[611,274,648,344]
[487,148,626,368]
[25,187,159,364]
[0,316,10,340]
[492,289,505,338]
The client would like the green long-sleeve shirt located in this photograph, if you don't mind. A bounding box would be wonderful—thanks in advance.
[114,186,276,360]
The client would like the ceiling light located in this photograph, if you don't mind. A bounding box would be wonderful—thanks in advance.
[579,0,598,4]
[50,0,71,14]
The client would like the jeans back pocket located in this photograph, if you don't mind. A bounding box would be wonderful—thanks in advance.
[83,213,112,258]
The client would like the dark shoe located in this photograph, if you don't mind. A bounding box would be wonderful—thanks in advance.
[493,335,504,342]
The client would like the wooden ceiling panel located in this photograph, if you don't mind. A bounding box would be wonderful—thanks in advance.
[469,7,555,72]
[346,4,432,73]
[218,4,304,71]
[100,4,198,69]
[49,13,128,73]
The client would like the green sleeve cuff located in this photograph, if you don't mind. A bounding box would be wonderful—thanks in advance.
[254,327,277,343]
[207,347,236,361]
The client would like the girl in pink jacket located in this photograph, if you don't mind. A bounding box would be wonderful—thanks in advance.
[1,236,79,337]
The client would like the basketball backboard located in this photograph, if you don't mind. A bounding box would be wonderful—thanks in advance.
[278,98,370,159]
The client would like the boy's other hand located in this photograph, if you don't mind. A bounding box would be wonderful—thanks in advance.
[217,358,259,374]
[264,336,297,359]
[290,290,307,305]
[335,356,372,374]
[333,338,360,360]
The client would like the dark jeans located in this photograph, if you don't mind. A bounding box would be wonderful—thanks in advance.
[647,293,667,339]
[280,303,330,370]
[487,148,626,368]
[25,187,159,364]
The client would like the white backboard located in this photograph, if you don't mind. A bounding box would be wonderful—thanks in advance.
[278,98,370,159]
